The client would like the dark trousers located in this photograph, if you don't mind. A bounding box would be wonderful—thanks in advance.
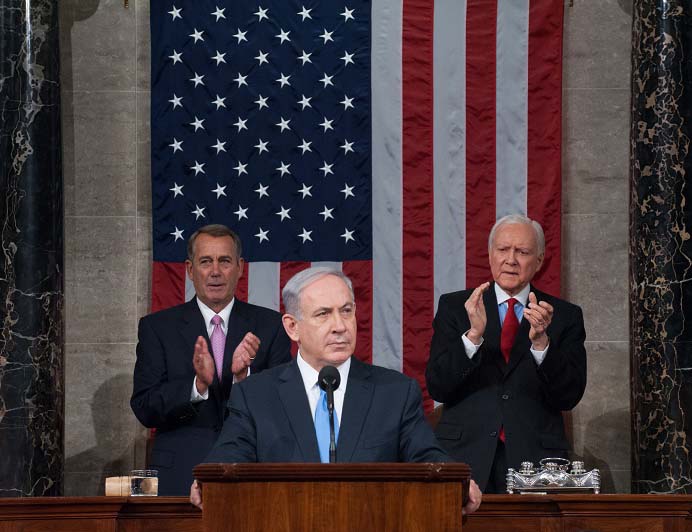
[485,439,508,494]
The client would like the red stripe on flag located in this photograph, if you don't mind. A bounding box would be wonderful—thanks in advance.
[280,262,311,357]
[151,261,186,313]
[465,0,498,288]
[527,1,563,297]
[342,261,372,365]
[402,0,435,412]
[236,263,249,303]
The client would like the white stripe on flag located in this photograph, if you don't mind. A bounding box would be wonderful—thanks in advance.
[495,0,529,217]
[311,262,343,271]
[248,262,280,311]
[433,0,468,308]
[371,0,403,372]
[185,274,195,302]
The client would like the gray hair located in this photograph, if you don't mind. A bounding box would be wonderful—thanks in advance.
[488,214,545,256]
[187,224,242,261]
[282,267,355,318]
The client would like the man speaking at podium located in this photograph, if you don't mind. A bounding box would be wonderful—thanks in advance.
[192,267,481,515]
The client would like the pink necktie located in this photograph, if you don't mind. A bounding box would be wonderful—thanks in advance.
[211,315,225,381]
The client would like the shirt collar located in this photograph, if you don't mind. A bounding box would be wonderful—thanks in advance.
[196,297,235,327]
[296,351,352,391]
[494,282,531,307]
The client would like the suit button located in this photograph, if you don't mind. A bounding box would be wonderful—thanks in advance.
[502,394,509,400]
[490,431,497,437]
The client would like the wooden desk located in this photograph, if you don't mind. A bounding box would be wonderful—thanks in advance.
[1,494,692,531]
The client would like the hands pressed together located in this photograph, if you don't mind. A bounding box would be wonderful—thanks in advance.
[192,332,262,395]
[465,282,553,351]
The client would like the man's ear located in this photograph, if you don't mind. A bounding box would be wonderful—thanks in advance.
[282,314,300,342]
[185,259,193,280]
[536,253,545,272]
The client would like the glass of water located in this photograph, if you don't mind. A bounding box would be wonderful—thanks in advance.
[130,469,158,496]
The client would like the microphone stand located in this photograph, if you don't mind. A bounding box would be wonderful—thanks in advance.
[326,387,336,463]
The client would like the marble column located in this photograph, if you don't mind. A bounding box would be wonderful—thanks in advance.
[631,0,692,493]
[0,1,64,496]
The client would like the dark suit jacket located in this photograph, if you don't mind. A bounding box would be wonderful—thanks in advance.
[205,357,449,464]
[130,298,291,495]
[425,284,587,491]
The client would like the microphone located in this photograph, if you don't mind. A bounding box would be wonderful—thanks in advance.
[318,366,341,463]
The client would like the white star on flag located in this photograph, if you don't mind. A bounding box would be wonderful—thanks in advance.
[211,6,226,21]
[340,95,354,110]
[298,6,312,21]
[319,162,334,176]
[255,139,269,154]
[341,140,354,153]
[276,117,291,131]
[168,6,181,20]
[320,73,334,88]
[169,94,183,108]
[234,73,248,87]
[341,7,355,22]
[320,117,334,132]
[320,206,334,220]
[298,184,312,198]
[255,95,269,109]
[299,228,313,243]
[276,206,291,221]
[298,139,312,154]
[255,7,269,21]
[190,73,205,87]
[234,205,248,220]
[234,29,248,43]
[212,183,227,198]
[341,51,354,66]
[255,228,269,242]
[211,139,226,153]
[212,95,226,109]
[169,183,184,197]
[255,50,269,65]
[298,95,312,110]
[170,226,184,240]
[276,29,291,44]
[169,50,182,64]
[341,228,355,243]
[190,117,205,131]
[212,51,226,65]
[190,29,204,43]
[320,29,334,44]
[276,162,291,176]
[234,161,248,176]
[169,138,183,152]
[299,51,312,65]
[191,161,205,175]
[341,183,355,198]
[234,117,248,131]
[191,204,206,219]
[255,183,269,198]
[276,73,291,87]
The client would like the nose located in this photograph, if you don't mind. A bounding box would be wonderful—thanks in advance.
[330,311,346,332]
[506,250,518,264]
[210,260,221,275]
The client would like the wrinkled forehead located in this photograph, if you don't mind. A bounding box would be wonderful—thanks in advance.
[492,223,538,249]
[299,274,355,310]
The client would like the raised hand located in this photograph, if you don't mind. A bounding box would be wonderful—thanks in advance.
[192,336,215,395]
[231,332,261,381]
[524,291,553,350]
[465,282,490,344]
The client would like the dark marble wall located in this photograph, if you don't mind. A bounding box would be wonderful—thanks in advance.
[631,0,692,493]
[0,0,64,496]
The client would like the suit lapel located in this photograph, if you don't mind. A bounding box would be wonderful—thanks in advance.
[223,300,251,381]
[278,361,321,461]
[337,358,374,463]
[181,299,209,357]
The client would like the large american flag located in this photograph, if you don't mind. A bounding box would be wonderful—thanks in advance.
[150,0,563,408]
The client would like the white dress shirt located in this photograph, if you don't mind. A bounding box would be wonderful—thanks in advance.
[296,351,350,424]
[462,283,549,365]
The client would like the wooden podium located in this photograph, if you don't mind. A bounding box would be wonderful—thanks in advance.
[194,462,470,532]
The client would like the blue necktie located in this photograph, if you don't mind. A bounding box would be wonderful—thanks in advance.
[315,388,339,463]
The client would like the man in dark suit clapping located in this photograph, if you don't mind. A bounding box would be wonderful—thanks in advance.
[426,214,587,493]
[131,224,290,495]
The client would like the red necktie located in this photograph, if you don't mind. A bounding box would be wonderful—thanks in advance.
[499,298,519,443]
[500,298,519,364]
